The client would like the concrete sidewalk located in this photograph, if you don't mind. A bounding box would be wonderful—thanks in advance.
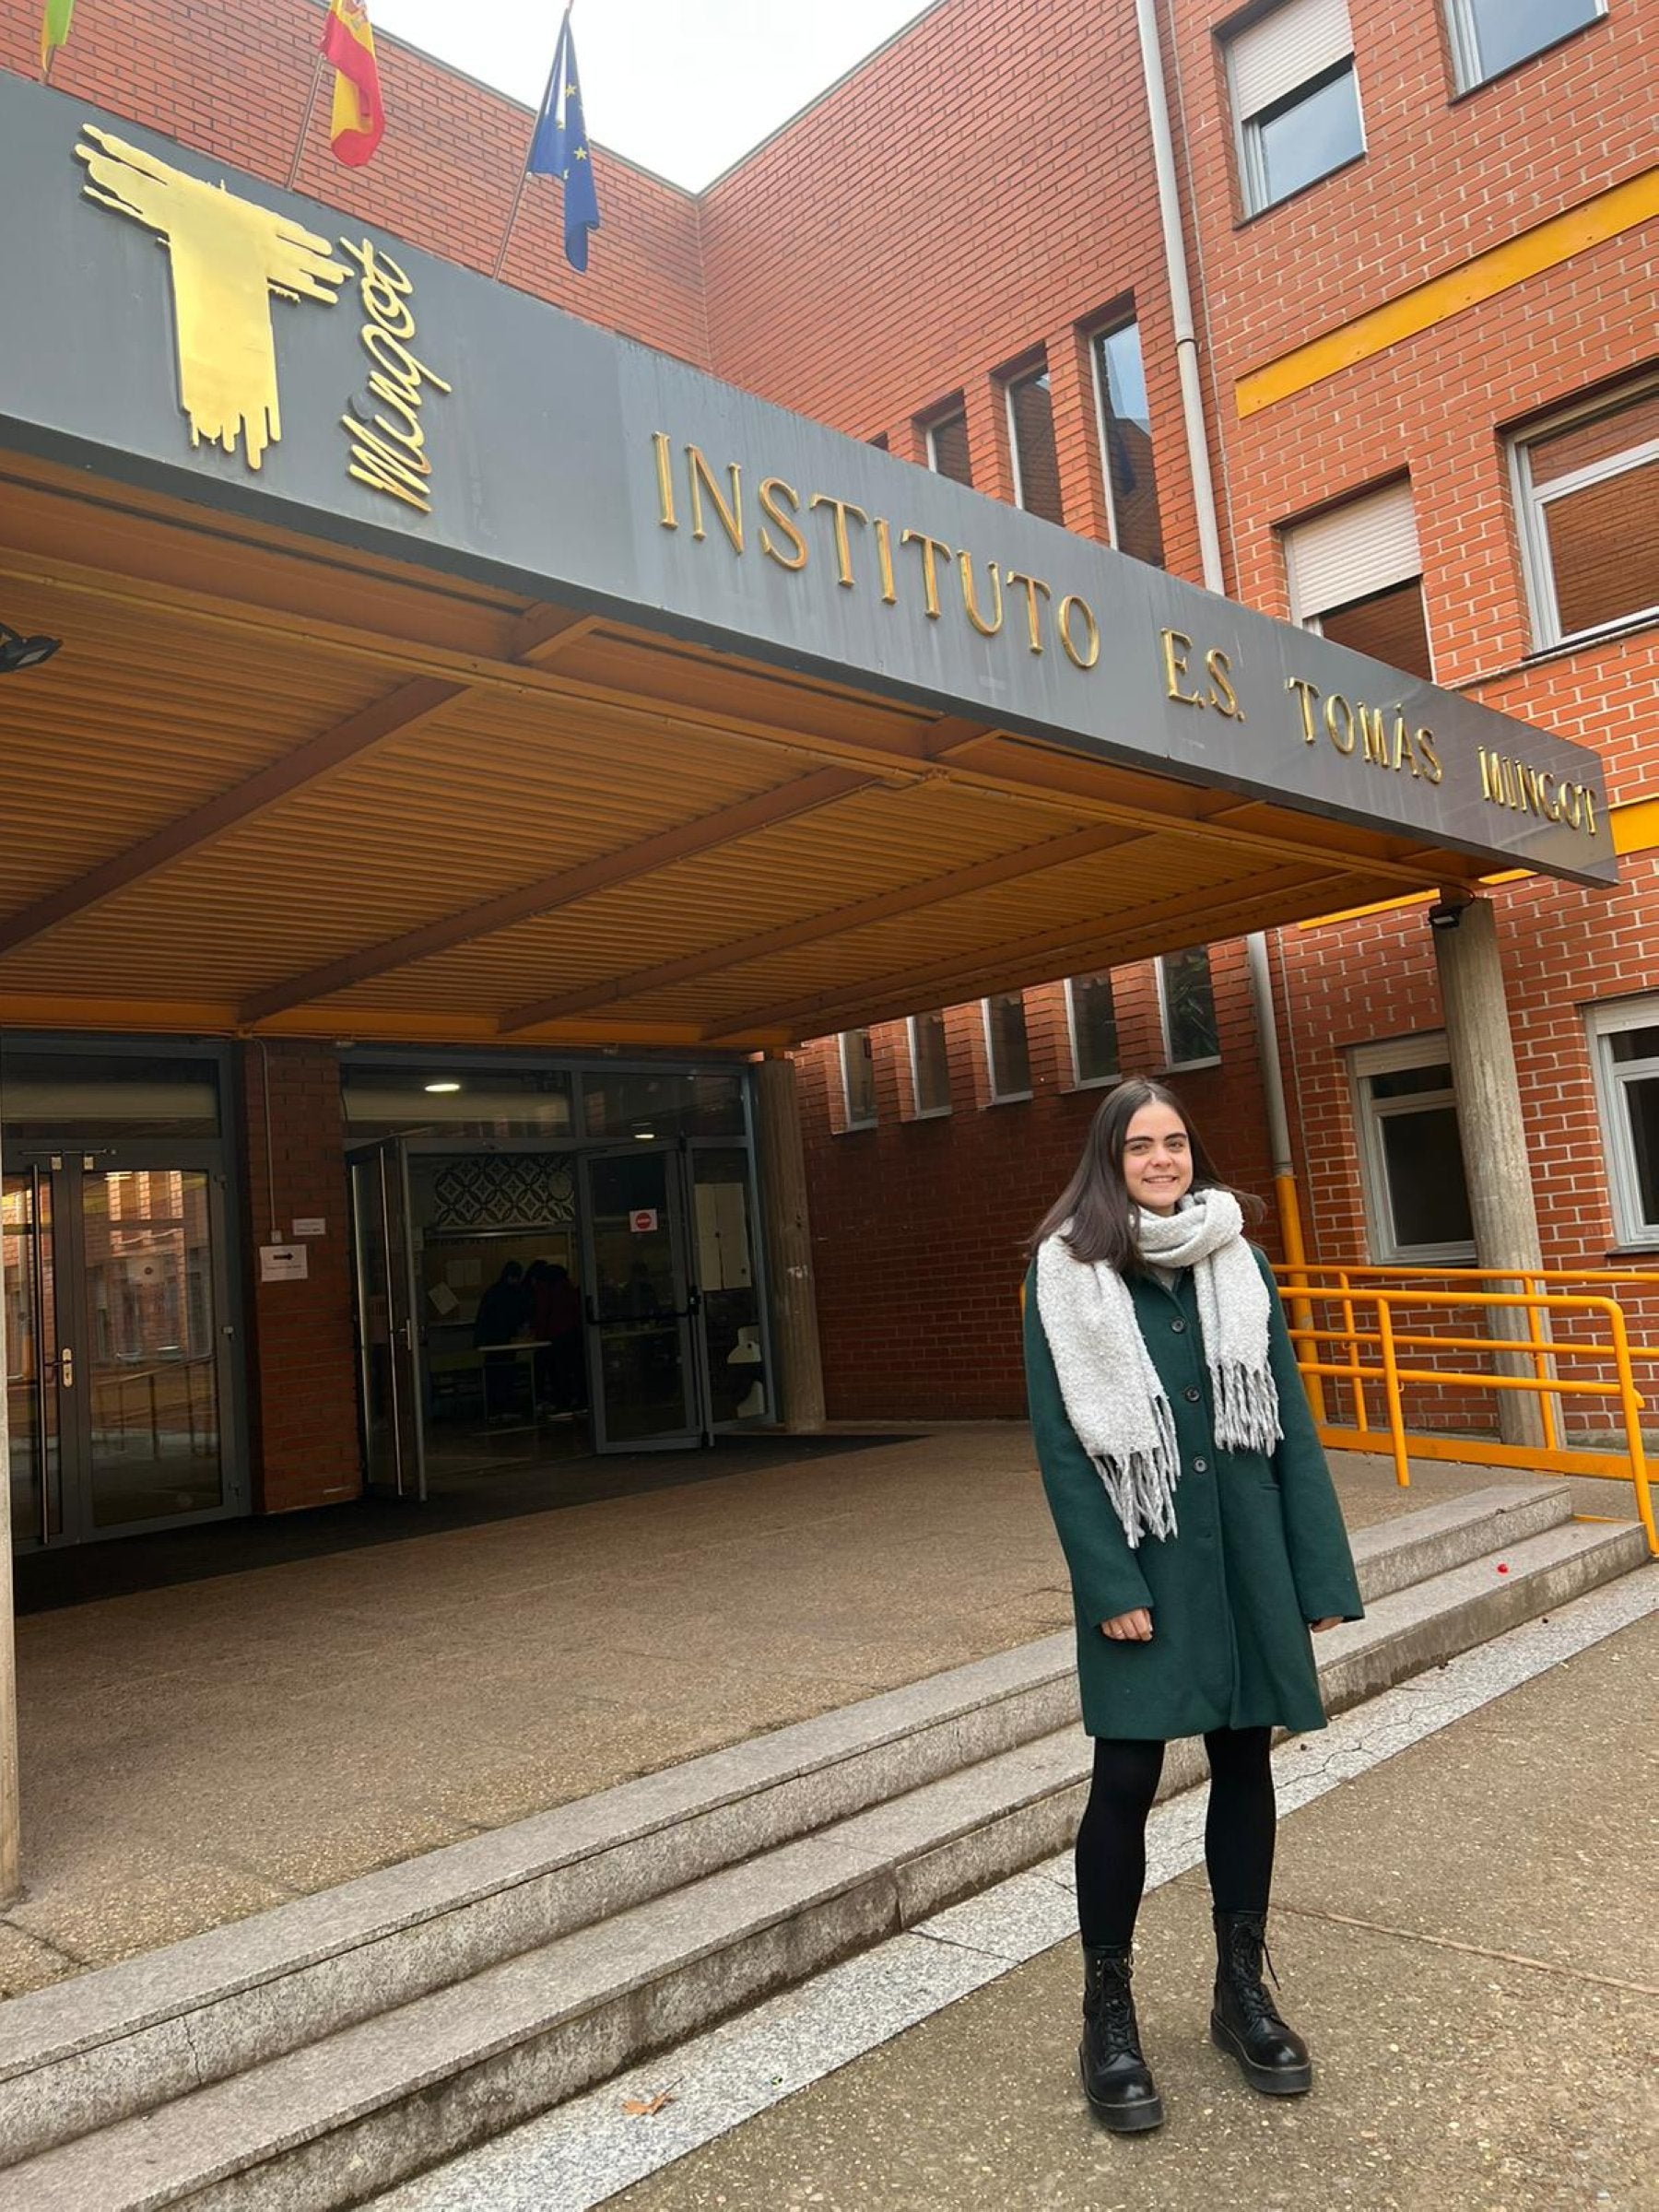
[595,1607,1658,2212]
[0,1428,1641,1996]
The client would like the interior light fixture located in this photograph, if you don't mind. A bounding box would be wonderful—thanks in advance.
[0,623,62,674]
[424,1079,463,1094]
[632,1124,657,1141]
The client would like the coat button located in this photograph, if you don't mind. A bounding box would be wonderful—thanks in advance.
[1171,1318,1187,1333]
[1192,1457,1208,1473]
[1183,1385,1202,1402]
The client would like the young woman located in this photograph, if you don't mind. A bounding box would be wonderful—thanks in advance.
[1024,1077,1363,2134]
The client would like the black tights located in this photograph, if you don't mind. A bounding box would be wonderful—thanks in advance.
[1074,1727,1276,1949]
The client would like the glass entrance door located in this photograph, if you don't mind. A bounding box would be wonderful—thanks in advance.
[348,1140,426,1500]
[579,1147,702,1451]
[6,1159,240,1547]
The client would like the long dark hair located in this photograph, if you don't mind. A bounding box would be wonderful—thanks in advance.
[1030,1077,1258,1275]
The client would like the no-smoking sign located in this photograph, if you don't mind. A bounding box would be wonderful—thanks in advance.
[629,1208,660,1233]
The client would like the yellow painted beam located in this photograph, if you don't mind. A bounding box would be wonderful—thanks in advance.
[1237,166,1659,419]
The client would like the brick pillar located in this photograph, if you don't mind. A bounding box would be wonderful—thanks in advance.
[238,1041,363,1512]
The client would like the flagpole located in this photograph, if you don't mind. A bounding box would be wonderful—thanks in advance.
[490,0,574,281]
[286,50,328,190]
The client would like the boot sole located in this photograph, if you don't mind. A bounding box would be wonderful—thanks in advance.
[1079,2047,1165,2132]
[1209,2012,1312,2096]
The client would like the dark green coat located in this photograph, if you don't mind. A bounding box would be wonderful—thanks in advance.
[1024,1247,1364,1740]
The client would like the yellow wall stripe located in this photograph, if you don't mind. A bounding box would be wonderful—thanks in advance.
[1236,167,1659,419]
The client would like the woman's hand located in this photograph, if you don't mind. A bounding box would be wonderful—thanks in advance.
[1102,1607,1153,1641]
[1310,1617,1343,1632]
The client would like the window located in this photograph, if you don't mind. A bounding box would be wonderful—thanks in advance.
[1284,479,1432,678]
[1352,1035,1475,1262]
[868,431,889,452]
[1587,1001,1659,1244]
[839,1029,877,1129]
[1091,320,1164,567]
[1005,364,1065,524]
[1512,380,1659,650]
[982,993,1033,1101]
[1446,0,1605,89]
[1228,0,1363,215]
[907,1011,952,1117]
[1159,948,1220,1068]
[1066,973,1120,1087]
[924,408,973,487]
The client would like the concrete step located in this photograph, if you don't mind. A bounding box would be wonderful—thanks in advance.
[0,1496,1641,2211]
[0,1482,1566,2171]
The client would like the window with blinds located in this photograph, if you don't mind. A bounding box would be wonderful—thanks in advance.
[1226,0,1363,214]
[1283,480,1432,679]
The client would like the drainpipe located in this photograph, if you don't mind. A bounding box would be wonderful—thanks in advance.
[1134,0,1309,1279]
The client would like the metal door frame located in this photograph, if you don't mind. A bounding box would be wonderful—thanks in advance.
[347,1137,427,1500]
[578,1142,707,1453]
[6,1144,248,1549]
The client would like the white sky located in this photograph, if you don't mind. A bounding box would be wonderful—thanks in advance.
[371,2,935,191]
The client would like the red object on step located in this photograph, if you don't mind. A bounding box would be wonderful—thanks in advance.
[1497,1562,1510,1574]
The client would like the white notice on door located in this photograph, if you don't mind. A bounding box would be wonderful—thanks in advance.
[260,1244,310,1282]
[292,1218,327,1239]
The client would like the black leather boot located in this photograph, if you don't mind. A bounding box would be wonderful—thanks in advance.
[1079,1944,1164,2132]
[1210,1909,1312,2095]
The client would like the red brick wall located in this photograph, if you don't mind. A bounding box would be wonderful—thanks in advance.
[698,0,1209,583]
[799,948,1276,1419]
[236,1041,360,1512]
[0,0,708,361]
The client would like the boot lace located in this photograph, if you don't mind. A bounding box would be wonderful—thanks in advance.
[1223,1922,1288,2032]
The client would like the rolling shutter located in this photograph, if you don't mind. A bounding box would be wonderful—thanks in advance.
[1229,0,1354,120]
[1284,479,1420,621]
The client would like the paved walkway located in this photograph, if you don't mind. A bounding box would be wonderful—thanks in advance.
[0,1429,1640,1994]
[392,1592,1658,2212]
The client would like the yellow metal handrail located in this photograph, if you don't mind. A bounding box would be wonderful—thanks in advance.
[1271,1270,1659,1559]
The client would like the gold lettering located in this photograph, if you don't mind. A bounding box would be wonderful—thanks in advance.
[688,447,745,553]
[1324,694,1358,755]
[653,431,677,529]
[360,323,451,400]
[1058,594,1100,670]
[1415,727,1442,783]
[1005,571,1053,654]
[1204,647,1241,719]
[901,528,953,618]
[1583,785,1599,835]
[959,553,1005,637]
[344,418,430,512]
[1502,756,1523,810]
[874,516,898,605]
[339,236,415,336]
[1162,629,1204,705]
[1358,703,1389,767]
[1519,763,1547,816]
[811,494,868,588]
[759,476,807,570]
[1478,747,1500,802]
[1559,781,1583,830]
[1287,676,1321,743]
[1391,712,1419,777]
[1537,770,1559,820]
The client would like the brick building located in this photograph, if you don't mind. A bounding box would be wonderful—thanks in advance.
[0,0,1644,1568]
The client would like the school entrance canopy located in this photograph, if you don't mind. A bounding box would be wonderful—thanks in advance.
[0,75,1614,1056]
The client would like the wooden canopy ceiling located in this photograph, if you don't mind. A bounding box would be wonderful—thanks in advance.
[0,452,1481,1053]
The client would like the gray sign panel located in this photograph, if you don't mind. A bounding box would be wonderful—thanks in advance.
[0,75,1616,886]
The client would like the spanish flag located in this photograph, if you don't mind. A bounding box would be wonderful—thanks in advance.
[321,0,386,167]
[40,0,75,74]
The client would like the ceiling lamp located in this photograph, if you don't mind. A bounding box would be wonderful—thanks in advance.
[0,624,62,675]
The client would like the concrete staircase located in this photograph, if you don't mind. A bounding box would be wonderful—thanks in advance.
[0,1480,1645,2211]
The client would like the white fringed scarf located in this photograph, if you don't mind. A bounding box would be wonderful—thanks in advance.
[1035,1190,1281,1547]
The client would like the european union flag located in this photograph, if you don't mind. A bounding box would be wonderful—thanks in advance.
[528,9,600,272]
